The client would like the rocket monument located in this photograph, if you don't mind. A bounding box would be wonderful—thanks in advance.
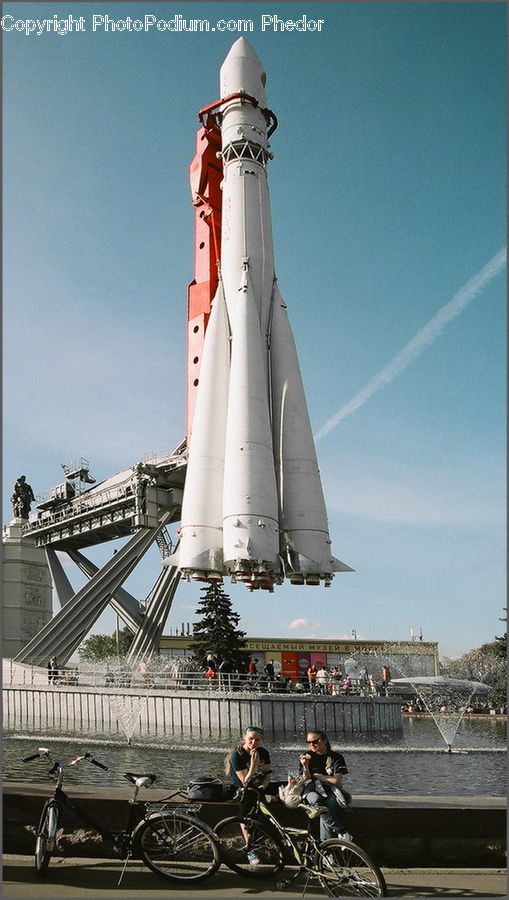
[177,38,352,592]
[6,38,353,667]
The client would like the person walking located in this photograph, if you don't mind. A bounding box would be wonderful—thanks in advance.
[218,657,229,689]
[316,663,328,695]
[264,658,275,691]
[306,663,318,694]
[330,666,343,695]
[342,676,352,694]
[47,657,58,685]
[247,658,259,687]
[138,659,150,687]
[298,730,352,842]
[380,665,391,696]
[205,663,217,688]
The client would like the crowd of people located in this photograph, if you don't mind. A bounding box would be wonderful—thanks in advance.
[202,656,393,696]
[49,654,394,693]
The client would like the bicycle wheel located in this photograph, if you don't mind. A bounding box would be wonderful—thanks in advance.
[214,816,284,879]
[316,838,386,897]
[138,812,220,882]
[35,802,58,875]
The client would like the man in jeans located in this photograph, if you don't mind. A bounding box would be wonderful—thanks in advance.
[299,730,352,842]
[307,663,318,694]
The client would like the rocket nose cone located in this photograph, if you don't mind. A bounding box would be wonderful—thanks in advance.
[220,37,267,105]
[223,36,259,63]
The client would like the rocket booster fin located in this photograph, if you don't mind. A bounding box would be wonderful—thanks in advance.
[332,558,355,572]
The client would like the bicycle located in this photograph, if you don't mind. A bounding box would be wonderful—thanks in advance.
[214,780,387,897]
[22,747,221,885]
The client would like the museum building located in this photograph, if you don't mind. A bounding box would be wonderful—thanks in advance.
[159,635,439,680]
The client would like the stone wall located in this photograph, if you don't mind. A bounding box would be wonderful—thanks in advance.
[2,522,53,659]
[2,685,403,737]
[3,784,505,867]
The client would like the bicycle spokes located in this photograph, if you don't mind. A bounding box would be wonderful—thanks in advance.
[317,841,386,897]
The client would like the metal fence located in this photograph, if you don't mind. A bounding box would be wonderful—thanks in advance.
[3,661,379,696]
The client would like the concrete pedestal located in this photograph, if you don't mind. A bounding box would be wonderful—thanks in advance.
[2,520,53,658]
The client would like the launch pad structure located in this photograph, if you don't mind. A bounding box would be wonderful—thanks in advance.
[10,45,224,668]
[11,449,187,666]
[9,39,350,668]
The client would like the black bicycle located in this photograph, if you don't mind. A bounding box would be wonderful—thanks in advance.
[214,780,386,897]
[22,747,221,885]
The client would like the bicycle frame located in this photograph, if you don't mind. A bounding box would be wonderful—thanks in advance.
[26,750,220,887]
[227,782,386,897]
[245,793,320,870]
[41,782,142,847]
[34,755,148,849]
[39,773,209,850]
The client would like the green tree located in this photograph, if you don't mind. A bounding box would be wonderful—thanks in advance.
[78,626,133,662]
[441,636,506,709]
[191,583,247,670]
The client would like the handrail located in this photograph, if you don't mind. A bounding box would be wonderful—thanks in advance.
[3,664,375,696]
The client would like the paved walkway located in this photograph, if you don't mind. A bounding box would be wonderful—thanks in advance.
[2,855,507,898]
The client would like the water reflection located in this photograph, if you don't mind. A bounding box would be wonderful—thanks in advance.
[4,716,505,798]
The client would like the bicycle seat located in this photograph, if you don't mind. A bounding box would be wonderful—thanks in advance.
[298,803,328,818]
[124,772,157,788]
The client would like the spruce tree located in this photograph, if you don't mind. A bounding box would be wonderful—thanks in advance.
[191,583,247,670]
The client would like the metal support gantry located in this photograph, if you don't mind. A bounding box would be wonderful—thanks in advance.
[13,448,187,667]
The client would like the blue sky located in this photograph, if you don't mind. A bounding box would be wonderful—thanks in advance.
[3,2,506,660]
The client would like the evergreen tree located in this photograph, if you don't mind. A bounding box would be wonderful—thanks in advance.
[191,583,247,670]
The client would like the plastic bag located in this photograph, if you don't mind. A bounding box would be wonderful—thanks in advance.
[278,776,307,809]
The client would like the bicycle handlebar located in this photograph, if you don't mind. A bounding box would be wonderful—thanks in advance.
[84,752,108,771]
[21,749,108,771]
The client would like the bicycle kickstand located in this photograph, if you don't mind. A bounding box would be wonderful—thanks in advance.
[300,871,314,897]
[117,849,132,887]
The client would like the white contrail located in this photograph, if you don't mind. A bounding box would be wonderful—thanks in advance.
[314,248,506,442]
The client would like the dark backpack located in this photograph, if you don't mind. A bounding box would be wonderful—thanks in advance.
[187,776,224,801]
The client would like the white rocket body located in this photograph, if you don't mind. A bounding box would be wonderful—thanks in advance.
[178,38,351,590]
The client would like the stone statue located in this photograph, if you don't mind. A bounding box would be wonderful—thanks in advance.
[11,475,36,519]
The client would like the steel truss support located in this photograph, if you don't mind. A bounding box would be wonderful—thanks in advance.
[45,547,74,606]
[66,548,143,633]
[14,511,173,667]
[127,562,181,662]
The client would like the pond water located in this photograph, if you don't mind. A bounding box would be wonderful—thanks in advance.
[4,716,505,798]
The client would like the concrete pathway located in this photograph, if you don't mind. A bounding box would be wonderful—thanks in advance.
[2,855,507,898]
